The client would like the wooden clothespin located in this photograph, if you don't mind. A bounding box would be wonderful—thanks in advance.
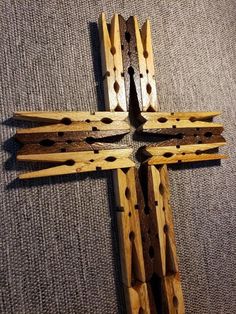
[99,13,127,111]
[133,16,158,112]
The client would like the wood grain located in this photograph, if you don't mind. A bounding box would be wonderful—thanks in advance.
[18,148,135,179]
[127,16,143,114]
[15,130,129,144]
[139,126,224,138]
[16,120,130,134]
[140,111,221,121]
[145,142,227,164]
[106,15,152,313]
[14,111,128,122]
[145,142,226,156]
[163,274,185,314]
[133,17,158,112]
[113,167,146,287]
[147,134,226,147]
[147,153,227,165]
[135,165,159,282]
[136,164,185,313]
[110,14,127,111]
[99,13,127,111]
[17,148,133,163]
[17,142,128,155]
[149,165,184,313]
[150,165,179,277]
[138,112,224,136]
[139,121,223,131]
[124,283,151,314]
[118,15,130,109]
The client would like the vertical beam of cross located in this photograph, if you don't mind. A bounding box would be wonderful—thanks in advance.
[108,14,185,313]
[99,13,152,312]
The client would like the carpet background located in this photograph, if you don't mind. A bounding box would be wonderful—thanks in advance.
[0,0,236,313]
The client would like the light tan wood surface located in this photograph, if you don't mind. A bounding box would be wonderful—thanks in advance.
[99,13,127,111]
[134,17,158,112]
[140,119,223,130]
[139,111,223,134]
[163,274,185,314]
[140,111,221,121]
[145,142,226,156]
[124,283,151,314]
[16,121,130,134]
[149,165,179,277]
[145,143,227,165]
[147,153,227,165]
[113,167,146,287]
[14,111,128,122]
[113,167,155,313]
[149,165,185,313]
[17,148,133,163]
[18,149,135,179]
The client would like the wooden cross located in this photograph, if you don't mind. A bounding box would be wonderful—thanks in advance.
[13,13,227,314]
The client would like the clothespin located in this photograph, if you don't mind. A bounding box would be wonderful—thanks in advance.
[133,16,158,112]
[99,13,127,111]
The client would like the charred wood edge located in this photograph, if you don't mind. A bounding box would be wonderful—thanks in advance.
[136,164,184,313]
[114,16,151,313]
[113,167,151,314]
[135,165,161,313]
[140,131,226,163]
[138,126,224,136]
[15,130,129,143]
[118,16,157,312]
[144,134,226,147]
[15,129,129,155]
[17,142,129,155]
[119,15,144,122]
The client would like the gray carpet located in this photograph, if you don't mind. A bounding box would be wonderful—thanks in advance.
[0,0,236,313]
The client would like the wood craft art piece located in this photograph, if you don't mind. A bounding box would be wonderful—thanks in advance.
[12,13,227,314]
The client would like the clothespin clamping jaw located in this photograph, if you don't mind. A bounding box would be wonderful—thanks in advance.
[14,111,134,179]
